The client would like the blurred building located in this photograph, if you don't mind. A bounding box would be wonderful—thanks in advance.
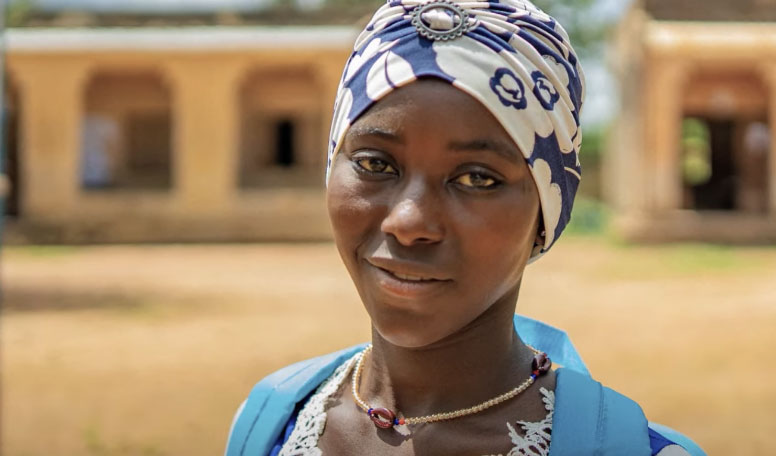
[1,0,386,243]
[606,0,776,242]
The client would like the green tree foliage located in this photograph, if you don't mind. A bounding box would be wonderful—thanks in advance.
[681,118,712,186]
[324,0,384,7]
[531,0,610,58]
[7,0,36,27]
[267,0,384,24]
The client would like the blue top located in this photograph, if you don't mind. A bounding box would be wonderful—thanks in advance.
[225,315,705,456]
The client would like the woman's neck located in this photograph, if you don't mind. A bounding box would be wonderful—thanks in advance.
[359,293,536,419]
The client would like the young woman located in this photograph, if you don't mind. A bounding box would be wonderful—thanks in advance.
[226,1,705,454]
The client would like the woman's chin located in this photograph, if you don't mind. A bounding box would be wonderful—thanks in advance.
[374,329,442,349]
[370,315,455,349]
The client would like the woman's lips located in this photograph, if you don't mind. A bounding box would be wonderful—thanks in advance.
[387,270,437,282]
[366,260,452,298]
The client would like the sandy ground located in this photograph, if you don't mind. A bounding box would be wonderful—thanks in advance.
[2,238,775,455]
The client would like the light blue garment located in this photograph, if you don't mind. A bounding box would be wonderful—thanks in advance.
[225,315,705,456]
[552,368,651,455]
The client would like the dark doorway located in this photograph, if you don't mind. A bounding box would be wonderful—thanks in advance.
[275,120,295,167]
[682,118,737,210]
[681,116,769,212]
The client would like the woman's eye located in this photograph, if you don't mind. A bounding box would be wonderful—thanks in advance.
[356,157,398,175]
[454,172,499,189]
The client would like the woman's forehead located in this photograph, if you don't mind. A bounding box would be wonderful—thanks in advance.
[348,79,518,145]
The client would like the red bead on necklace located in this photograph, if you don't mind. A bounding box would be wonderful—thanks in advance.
[368,407,399,429]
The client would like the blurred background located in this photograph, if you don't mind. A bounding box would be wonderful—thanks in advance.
[1,0,775,454]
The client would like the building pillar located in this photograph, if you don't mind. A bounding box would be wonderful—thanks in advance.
[646,60,688,212]
[13,59,88,219]
[165,58,245,215]
[761,65,776,215]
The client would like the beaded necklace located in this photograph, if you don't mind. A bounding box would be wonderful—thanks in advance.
[351,344,553,429]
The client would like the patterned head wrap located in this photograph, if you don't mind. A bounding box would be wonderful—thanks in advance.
[326,0,585,259]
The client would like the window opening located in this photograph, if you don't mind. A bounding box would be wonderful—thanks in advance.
[275,119,295,167]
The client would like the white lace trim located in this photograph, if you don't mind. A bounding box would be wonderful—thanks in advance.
[492,387,554,456]
[277,354,358,456]
[278,354,554,456]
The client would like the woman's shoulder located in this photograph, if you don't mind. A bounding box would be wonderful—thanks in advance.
[554,368,704,456]
[225,345,365,456]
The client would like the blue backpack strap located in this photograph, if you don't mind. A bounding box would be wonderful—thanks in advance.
[550,368,652,456]
[225,344,367,456]
[514,314,589,376]
[649,422,706,456]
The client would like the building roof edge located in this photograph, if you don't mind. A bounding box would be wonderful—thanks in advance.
[3,26,359,52]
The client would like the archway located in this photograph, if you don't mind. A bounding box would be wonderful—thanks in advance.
[238,66,323,188]
[680,70,769,213]
[82,70,173,191]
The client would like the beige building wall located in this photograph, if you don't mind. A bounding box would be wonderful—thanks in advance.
[606,15,776,243]
[3,27,355,243]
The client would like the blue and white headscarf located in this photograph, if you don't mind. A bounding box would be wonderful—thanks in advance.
[326,0,586,259]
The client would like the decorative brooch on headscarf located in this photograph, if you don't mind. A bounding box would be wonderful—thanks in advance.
[326,0,586,260]
[410,0,472,41]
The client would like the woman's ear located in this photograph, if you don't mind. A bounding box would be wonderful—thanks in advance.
[534,230,546,249]
[534,212,546,249]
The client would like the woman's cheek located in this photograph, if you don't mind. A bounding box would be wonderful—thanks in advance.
[328,178,368,228]
[327,165,379,254]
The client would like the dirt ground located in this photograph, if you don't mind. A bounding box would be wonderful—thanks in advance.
[2,237,775,455]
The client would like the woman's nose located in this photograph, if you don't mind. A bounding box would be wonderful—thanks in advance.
[380,179,445,246]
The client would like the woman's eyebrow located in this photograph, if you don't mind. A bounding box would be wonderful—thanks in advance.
[347,125,405,144]
[448,138,521,163]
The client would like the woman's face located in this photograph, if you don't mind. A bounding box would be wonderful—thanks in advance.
[327,79,541,348]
